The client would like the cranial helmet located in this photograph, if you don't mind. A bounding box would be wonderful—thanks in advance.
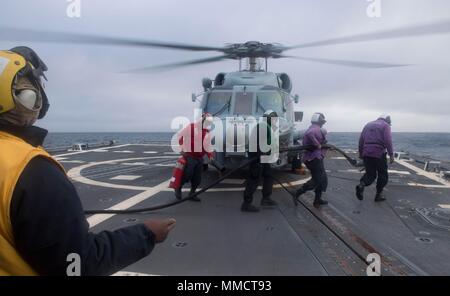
[378,114,392,125]
[311,112,326,125]
[0,46,49,119]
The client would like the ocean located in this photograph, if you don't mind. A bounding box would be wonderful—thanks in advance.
[44,132,450,162]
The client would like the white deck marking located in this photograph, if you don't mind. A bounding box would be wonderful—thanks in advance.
[396,159,450,186]
[161,178,308,193]
[331,157,346,160]
[87,179,170,227]
[389,170,411,175]
[438,204,450,209]
[338,169,410,175]
[110,175,142,181]
[130,144,172,147]
[122,162,148,166]
[112,271,158,276]
[143,151,158,154]
[155,163,175,167]
[54,144,132,157]
[407,182,450,189]
[113,150,134,153]
[67,156,177,191]
[54,157,67,161]
[59,160,85,164]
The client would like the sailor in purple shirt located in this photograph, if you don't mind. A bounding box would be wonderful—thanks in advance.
[295,113,329,207]
[356,114,395,202]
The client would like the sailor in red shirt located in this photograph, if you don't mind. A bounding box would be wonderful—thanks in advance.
[175,113,214,201]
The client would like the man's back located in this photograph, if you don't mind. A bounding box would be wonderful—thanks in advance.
[359,119,393,159]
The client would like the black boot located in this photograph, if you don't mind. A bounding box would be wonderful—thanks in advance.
[189,188,201,202]
[241,202,260,212]
[313,198,328,208]
[261,197,278,207]
[374,191,386,202]
[355,183,365,201]
[174,188,182,200]
[295,187,306,199]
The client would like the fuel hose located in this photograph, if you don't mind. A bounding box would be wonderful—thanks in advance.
[84,155,259,214]
[83,144,360,214]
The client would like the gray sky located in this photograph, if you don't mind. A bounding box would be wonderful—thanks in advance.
[1,0,450,132]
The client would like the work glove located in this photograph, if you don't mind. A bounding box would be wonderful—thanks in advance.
[389,156,395,164]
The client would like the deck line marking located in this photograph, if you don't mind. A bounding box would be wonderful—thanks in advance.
[161,178,308,192]
[438,204,450,209]
[112,271,158,276]
[155,163,175,167]
[407,182,450,189]
[128,144,172,147]
[396,159,450,186]
[87,179,170,228]
[338,169,410,175]
[53,144,131,157]
[67,156,177,191]
[59,160,85,164]
[122,162,148,166]
[110,175,142,181]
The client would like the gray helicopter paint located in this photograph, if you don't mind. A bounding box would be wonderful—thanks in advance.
[221,71,280,88]
[199,74,298,169]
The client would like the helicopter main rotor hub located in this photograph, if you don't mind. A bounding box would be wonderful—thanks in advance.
[223,41,285,59]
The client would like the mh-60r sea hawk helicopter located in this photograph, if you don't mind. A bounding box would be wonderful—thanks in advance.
[1,20,450,170]
[189,42,305,170]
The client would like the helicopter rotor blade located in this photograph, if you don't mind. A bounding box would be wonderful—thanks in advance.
[0,27,225,52]
[122,55,231,73]
[281,55,409,68]
[287,19,450,50]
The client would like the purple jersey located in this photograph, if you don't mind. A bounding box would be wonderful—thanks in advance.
[302,124,327,162]
[359,119,394,159]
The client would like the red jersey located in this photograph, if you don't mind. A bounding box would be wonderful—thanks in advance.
[178,123,213,159]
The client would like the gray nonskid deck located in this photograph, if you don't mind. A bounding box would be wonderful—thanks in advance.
[56,143,450,276]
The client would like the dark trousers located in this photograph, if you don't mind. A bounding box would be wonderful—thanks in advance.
[243,159,273,204]
[181,155,203,191]
[301,158,328,199]
[360,155,388,193]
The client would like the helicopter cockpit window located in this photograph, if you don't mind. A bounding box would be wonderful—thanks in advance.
[234,92,254,115]
[205,92,232,116]
[256,91,285,116]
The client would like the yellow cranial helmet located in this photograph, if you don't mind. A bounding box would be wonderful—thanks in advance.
[0,47,49,118]
[0,50,27,114]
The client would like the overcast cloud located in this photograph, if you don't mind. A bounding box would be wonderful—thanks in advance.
[1,0,449,132]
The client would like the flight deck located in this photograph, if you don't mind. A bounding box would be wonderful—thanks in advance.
[54,143,450,276]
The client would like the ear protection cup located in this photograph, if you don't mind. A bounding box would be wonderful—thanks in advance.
[14,89,39,110]
[9,46,49,119]
[38,86,49,119]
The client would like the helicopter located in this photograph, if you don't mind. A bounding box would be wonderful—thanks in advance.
[1,20,450,170]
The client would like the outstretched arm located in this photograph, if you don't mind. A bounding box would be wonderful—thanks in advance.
[10,157,156,275]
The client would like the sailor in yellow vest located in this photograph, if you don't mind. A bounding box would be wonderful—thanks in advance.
[0,47,176,275]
